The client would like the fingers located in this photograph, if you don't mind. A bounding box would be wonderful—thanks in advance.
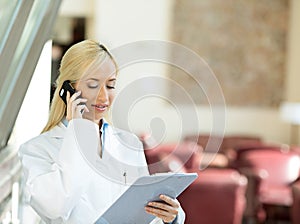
[72,98,88,108]
[76,104,89,113]
[69,91,82,102]
[145,195,180,223]
[159,195,180,209]
[66,91,71,103]
[147,201,178,215]
[66,91,72,121]
[145,205,177,223]
[66,91,89,120]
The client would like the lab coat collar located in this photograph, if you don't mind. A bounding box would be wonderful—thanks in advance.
[47,118,121,139]
[47,122,67,139]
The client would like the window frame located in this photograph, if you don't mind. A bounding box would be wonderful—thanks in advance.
[0,0,62,150]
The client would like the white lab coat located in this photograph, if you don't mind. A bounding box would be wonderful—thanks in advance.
[19,119,185,224]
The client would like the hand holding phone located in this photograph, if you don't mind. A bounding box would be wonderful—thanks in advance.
[59,80,89,118]
[59,80,77,105]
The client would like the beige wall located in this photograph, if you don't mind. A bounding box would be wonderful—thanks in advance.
[59,0,94,17]
[59,0,300,144]
[285,0,300,102]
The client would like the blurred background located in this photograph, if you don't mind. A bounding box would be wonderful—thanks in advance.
[1,0,300,223]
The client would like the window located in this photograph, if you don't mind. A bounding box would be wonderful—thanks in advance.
[0,0,61,149]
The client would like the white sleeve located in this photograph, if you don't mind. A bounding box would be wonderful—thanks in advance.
[19,119,100,221]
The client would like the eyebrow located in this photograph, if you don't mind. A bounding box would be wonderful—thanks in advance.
[86,78,116,82]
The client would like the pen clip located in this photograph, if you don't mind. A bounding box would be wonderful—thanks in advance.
[123,171,127,185]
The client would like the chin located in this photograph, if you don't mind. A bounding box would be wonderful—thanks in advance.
[83,112,105,123]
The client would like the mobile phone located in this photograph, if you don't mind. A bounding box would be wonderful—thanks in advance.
[59,80,76,105]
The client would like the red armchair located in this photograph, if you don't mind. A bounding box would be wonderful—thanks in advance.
[184,134,262,168]
[178,168,247,224]
[184,134,261,154]
[237,148,300,223]
[144,150,187,174]
[144,141,202,173]
[231,143,288,169]
[144,142,248,223]
[292,181,300,224]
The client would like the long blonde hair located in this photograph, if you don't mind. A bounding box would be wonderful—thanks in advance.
[42,40,117,133]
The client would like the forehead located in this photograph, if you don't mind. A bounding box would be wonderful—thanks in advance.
[82,57,117,81]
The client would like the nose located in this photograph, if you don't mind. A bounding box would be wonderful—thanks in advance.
[97,86,109,103]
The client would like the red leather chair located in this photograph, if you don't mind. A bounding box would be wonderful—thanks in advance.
[290,145,300,155]
[184,134,261,153]
[144,142,248,223]
[237,149,300,223]
[231,143,288,169]
[144,150,187,174]
[144,141,202,171]
[178,168,247,224]
[221,135,262,152]
[184,134,262,168]
[184,134,223,153]
[292,181,300,224]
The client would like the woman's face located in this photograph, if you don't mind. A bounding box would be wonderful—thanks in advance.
[74,57,117,124]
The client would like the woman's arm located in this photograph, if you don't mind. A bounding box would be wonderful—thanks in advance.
[19,119,99,221]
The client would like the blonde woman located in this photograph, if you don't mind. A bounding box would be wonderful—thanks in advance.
[19,40,185,224]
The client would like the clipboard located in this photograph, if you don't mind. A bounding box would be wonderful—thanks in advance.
[95,172,198,224]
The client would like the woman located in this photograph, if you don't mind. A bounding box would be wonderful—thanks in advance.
[19,40,185,223]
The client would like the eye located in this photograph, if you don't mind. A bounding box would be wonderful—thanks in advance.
[106,80,116,89]
[87,80,99,89]
[88,84,98,89]
[106,85,115,89]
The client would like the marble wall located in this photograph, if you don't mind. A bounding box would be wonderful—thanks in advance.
[170,0,289,107]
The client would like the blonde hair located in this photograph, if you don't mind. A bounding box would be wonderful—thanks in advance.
[42,40,117,133]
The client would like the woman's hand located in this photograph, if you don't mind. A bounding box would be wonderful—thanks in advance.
[66,91,89,121]
[145,195,180,223]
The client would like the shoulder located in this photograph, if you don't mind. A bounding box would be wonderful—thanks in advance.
[19,126,61,158]
[22,123,64,145]
[20,132,50,149]
[18,134,49,161]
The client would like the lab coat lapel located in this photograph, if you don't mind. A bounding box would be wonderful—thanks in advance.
[101,125,127,184]
[46,120,128,185]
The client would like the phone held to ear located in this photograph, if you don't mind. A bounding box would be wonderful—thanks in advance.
[59,80,77,104]
[59,80,86,114]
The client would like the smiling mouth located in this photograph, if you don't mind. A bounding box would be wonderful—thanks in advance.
[91,104,108,111]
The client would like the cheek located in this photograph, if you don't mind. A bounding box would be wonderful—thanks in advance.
[81,89,97,102]
[109,92,115,103]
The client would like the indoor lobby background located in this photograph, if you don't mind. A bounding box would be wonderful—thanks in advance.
[1,0,300,223]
